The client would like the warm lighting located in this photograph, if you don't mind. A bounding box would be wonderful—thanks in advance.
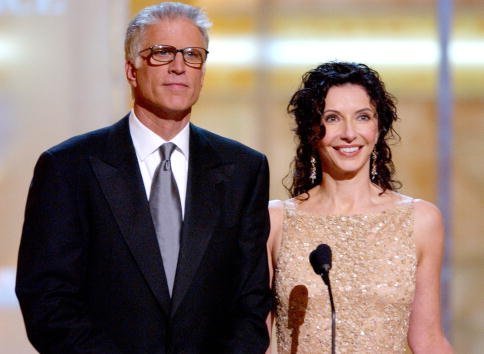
[208,36,484,68]
[0,36,19,64]
[451,39,484,67]
[269,38,438,66]
[208,36,258,67]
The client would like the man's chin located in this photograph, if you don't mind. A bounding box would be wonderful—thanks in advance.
[160,106,192,121]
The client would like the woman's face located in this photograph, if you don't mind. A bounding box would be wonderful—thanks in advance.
[318,83,379,180]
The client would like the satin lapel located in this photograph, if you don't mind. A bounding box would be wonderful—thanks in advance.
[171,125,233,316]
[89,117,171,315]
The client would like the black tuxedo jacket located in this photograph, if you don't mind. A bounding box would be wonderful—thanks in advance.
[16,116,271,354]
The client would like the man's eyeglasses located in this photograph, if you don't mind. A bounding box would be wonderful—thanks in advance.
[139,45,209,65]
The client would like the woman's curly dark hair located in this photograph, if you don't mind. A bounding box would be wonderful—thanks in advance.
[284,61,401,198]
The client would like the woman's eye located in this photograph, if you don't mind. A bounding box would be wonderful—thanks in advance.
[324,115,338,123]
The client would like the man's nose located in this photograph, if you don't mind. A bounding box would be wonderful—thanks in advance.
[168,52,186,73]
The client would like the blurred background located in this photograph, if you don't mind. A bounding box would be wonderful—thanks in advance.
[0,0,482,353]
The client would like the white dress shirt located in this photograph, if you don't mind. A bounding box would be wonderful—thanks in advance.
[128,110,189,218]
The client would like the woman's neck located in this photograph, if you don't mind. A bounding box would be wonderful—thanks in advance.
[303,173,391,215]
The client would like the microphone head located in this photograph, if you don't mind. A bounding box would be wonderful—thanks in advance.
[309,244,332,275]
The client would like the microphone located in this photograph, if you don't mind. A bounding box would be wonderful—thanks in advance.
[309,244,332,285]
[309,244,335,354]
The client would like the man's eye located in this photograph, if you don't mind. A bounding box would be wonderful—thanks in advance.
[154,49,172,56]
[185,49,200,58]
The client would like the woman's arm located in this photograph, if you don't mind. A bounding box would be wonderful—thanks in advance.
[266,200,284,354]
[407,199,453,353]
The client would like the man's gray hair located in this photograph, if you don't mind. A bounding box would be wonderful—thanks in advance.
[125,2,212,64]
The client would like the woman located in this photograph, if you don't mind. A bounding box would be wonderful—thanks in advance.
[268,62,453,353]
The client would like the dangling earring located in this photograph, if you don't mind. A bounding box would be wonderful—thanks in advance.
[371,150,378,180]
[310,156,317,184]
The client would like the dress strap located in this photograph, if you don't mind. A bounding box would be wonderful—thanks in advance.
[395,193,416,206]
[283,199,297,218]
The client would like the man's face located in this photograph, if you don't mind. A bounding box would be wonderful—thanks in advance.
[126,17,207,120]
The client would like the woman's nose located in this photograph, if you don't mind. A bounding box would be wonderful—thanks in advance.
[341,120,357,141]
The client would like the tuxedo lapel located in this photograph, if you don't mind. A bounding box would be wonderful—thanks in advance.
[171,125,233,316]
[89,117,171,315]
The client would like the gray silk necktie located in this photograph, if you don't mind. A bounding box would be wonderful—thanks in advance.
[149,142,182,296]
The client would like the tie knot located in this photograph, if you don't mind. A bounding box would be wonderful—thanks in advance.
[159,142,177,161]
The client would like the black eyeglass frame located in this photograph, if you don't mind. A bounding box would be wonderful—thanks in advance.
[138,44,209,66]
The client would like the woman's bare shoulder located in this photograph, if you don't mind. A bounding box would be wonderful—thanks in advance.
[410,198,445,256]
[412,198,443,227]
[268,200,287,264]
[269,199,284,210]
[269,199,285,224]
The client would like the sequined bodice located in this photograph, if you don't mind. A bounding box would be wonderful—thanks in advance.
[273,200,417,353]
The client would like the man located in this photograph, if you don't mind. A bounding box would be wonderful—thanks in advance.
[15,2,271,353]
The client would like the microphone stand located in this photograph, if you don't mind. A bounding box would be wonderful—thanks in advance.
[321,271,335,354]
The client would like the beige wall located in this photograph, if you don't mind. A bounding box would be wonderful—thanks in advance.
[1,0,482,353]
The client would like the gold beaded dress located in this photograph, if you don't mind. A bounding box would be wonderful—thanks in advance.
[273,199,417,353]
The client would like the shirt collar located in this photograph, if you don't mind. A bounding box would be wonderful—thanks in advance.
[129,109,190,161]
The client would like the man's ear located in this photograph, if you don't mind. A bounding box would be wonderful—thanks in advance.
[125,61,137,87]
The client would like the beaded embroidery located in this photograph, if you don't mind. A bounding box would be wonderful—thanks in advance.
[274,200,417,353]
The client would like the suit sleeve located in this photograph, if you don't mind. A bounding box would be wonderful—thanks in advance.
[15,151,120,354]
[223,154,272,353]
